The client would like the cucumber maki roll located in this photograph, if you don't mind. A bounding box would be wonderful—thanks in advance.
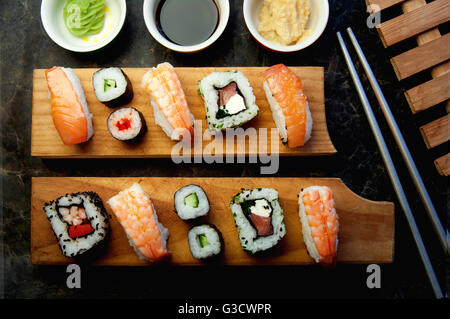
[230,188,286,254]
[188,224,223,260]
[174,184,210,220]
[197,71,259,134]
[93,67,133,108]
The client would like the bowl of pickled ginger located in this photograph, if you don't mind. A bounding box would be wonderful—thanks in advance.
[243,0,329,53]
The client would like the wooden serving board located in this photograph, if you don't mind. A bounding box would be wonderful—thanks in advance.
[31,67,336,158]
[31,177,394,266]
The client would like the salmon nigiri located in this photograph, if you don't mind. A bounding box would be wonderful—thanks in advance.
[262,64,312,148]
[107,183,170,262]
[45,67,94,145]
[298,186,339,266]
[141,63,194,141]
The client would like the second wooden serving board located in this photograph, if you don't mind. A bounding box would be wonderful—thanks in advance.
[31,67,336,158]
[31,177,394,266]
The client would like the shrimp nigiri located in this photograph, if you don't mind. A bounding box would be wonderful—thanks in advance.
[141,63,194,141]
[45,67,94,145]
[298,186,339,266]
[107,183,170,262]
[262,64,312,148]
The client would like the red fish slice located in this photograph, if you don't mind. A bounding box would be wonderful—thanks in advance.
[219,82,237,106]
[69,223,95,239]
[249,213,273,236]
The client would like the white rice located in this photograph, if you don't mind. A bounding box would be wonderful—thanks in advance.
[198,71,259,133]
[188,224,222,259]
[230,188,286,254]
[62,67,94,141]
[150,95,177,140]
[174,184,210,220]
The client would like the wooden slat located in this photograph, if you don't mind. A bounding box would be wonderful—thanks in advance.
[400,1,450,113]
[420,114,449,149]
[377,0,450,47]
[432,60,450,80]
[402,0,442,47]
[30,177,395,265]
[391,33,450,80]
[434,153,450,176]
[402,0,447,77]
[405,72,450,114]
[366,0,405,13]
[402,0,428,15]
[31,67,337,158]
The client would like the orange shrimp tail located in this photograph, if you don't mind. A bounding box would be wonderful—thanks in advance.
[142,63,194,141]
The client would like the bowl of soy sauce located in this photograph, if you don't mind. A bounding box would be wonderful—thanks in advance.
[143,0,229,53]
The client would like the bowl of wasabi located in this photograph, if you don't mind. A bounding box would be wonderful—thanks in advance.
[41,0,127,52]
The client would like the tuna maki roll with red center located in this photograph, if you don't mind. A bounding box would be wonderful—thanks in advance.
[107,107,147,142]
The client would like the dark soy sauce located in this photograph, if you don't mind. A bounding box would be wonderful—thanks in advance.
[156,0,219,46]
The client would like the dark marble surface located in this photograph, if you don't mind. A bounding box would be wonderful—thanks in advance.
[1,0,448,299]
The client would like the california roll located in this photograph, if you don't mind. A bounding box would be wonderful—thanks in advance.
[230,188,286,254]
[198,71,259,133]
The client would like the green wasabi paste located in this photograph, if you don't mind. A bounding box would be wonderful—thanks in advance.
[64,0,105,37]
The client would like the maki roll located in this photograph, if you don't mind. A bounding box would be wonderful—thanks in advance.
[107,183,170,262]
[263,64,313,148]
[107,107,147,141]
[45,67,94,145]
[43,192,109,258]
[174,184,210,220]
[93,67,133,108]
[230,188,286,254]
[198,71,259,133]
[188,224,223,260]
[298,186,339,266]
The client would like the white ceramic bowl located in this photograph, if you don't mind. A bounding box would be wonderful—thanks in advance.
[243,0,329,53]
[41,0,127,52]
[143,0,230,53]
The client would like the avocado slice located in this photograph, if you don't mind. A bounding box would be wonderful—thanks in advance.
[198,234,209,248]
[104,79,117,92]
[184,192,199,208]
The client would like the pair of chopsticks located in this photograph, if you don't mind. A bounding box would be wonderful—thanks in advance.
[337,28,447,299]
